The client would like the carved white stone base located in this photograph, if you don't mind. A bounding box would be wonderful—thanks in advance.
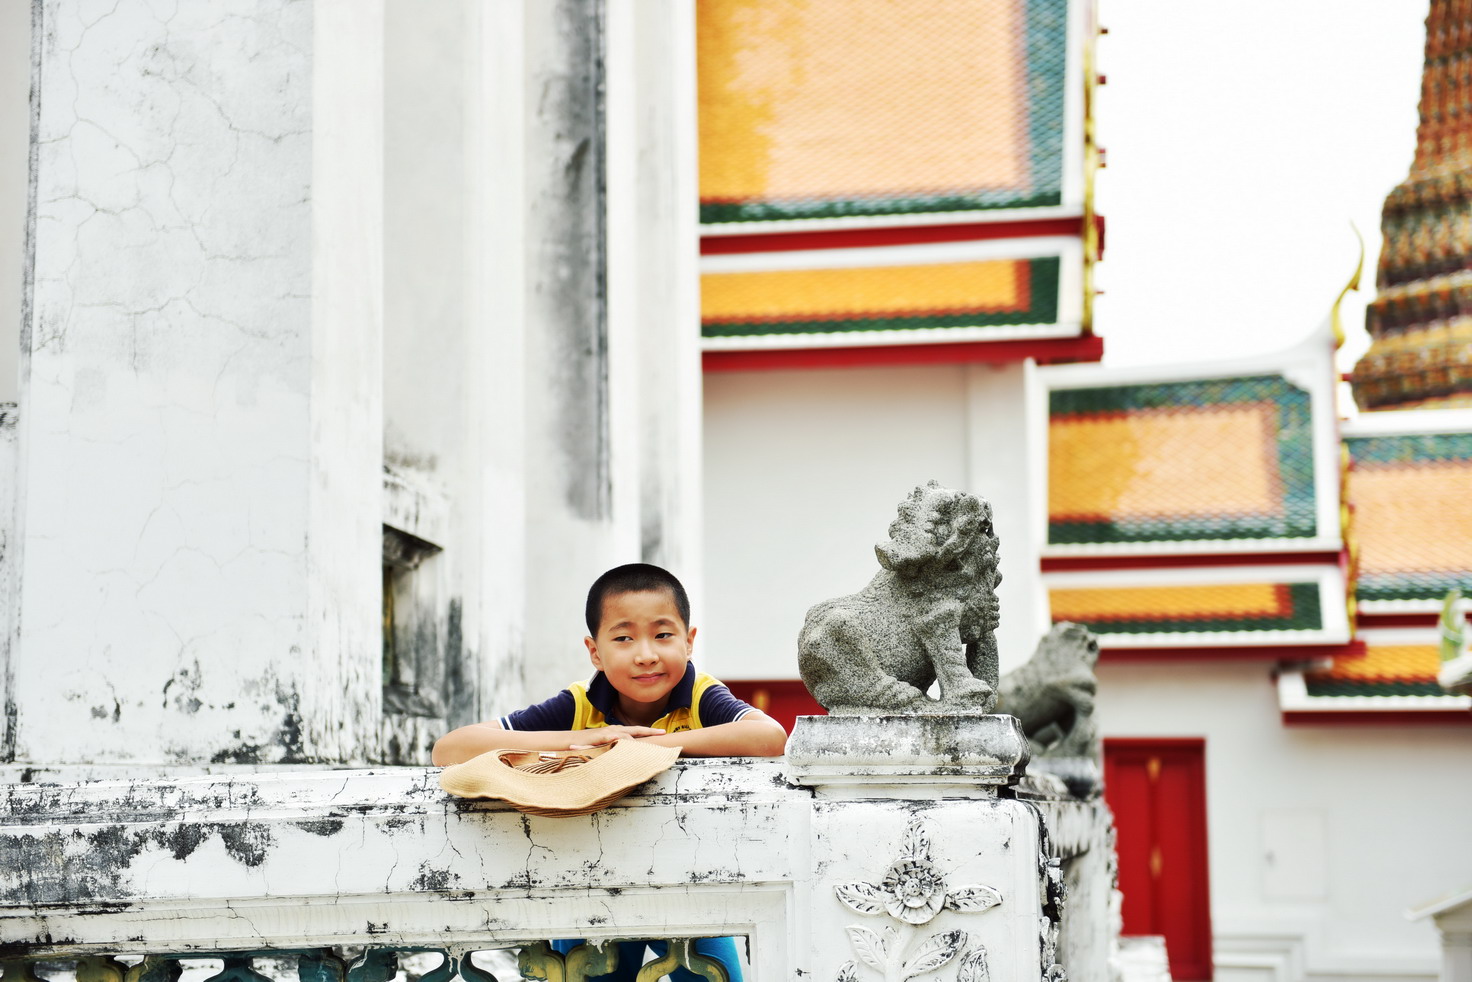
[801,799,1047,982]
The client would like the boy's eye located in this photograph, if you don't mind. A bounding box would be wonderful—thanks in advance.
[656,632,674,640]
[612,635,633,642]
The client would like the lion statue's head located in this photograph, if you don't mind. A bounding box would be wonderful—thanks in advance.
[875,481,1001,638]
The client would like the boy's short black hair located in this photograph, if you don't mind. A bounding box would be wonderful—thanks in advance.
[585,563,691,636]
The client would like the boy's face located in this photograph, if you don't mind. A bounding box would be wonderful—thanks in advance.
[584,589,696,716]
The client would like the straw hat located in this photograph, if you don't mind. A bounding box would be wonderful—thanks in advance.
[439,741,680,817]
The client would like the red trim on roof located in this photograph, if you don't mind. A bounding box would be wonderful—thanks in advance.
[1099,641,1365,662]
[700,218,1085,255]
[1042,552,1344,572]
[702,335,1104,372]
[1355,612,1442,629]
[1283,709,1472,725]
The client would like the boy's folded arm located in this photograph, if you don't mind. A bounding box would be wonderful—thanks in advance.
[638,714,788,758]
[432,712,789,764]
[432,722,668,764]
[432,722,576,764]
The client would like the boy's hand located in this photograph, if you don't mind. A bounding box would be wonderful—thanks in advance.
[570,725,665,750]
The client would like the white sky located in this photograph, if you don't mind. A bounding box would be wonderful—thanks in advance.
[1092,0,1430,376]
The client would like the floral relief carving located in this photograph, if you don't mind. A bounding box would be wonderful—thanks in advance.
[834,819,1003,982]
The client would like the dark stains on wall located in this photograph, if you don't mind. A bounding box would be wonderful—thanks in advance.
[277,687,306,763]
[216,823,272,867]
[202,680,307,765]
[164,824,205,861]
[442,599,473,727]
[2,696,16,763]
[209,744,264,765]
[292,819,345,838]
[0,818,281,906]
[531,0,610,521]
[410,863,459,892]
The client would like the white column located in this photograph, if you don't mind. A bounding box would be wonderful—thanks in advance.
[520,0,634,687]
[11,0,382,767]
[519,0,702,686]
[1442,929,1472,982]
[466,0,530,721]
[605,0,704,600]
[307,0,386,762]
[0,0,27,403]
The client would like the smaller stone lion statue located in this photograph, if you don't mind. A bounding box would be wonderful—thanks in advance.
[998,621,1100,760]
[798,481,1002,714]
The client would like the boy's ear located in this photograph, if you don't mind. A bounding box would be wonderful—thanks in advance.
[584,635,602,669]
[686,625,697,653]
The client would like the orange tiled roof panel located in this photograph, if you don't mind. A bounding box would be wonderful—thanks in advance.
[1311,644,1441,682]
[701,259,1027,323]
[1048,581,1323,636]
[1051,583,1292,620]
[1346,434,1472,602]
[699,0,1027,202]
[1349,460,1472,573]
[1049,405,1284,523]
[1047,376,1317,546]
[695,0,1070,223]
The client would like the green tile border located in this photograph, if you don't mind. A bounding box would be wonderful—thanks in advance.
[1347,432,1472,466]
[1048,375,1317,545]
[698,0,1069,225]
[1053,582,1323,636]
[1303,678,1446,697]
[701,257,1060,337]
[1357,571,1472,603]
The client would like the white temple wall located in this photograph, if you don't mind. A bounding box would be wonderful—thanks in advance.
[377,0,514,761]
[0,0,705,771]
[0,0,25,405]
[701,361,1048,681]
[1098,661,1472,982]
[8,0,384,768]
[384,0,471,477]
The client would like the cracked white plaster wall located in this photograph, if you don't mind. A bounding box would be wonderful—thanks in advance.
[15,0,318,764]
[0,1,28,405]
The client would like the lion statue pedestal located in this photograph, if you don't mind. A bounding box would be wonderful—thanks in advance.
[785,712,1030,793]
[783,483,1113,982]
[789,481,1102,796]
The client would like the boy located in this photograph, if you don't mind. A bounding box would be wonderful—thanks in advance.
[432,563,787,982]
[432,563,787,763]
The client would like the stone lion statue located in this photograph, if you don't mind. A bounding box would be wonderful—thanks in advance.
[798,481,1002,714]
[998,621,1100,760]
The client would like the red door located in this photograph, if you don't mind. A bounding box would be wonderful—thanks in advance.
[1103,738,1213,981]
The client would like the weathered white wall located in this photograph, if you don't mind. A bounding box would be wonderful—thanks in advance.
[1097,661,1472,982]
[1,0,704,770]
[378,0,488,761]
[702,362,1047,682]
[384,0,470,477]
[11,0,383,767]
[0,0,26,404]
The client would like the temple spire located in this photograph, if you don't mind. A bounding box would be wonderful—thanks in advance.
[1352,0,1472,411]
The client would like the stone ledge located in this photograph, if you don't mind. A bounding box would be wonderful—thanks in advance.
[0,759,806,954]
[784,713,1029,793]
